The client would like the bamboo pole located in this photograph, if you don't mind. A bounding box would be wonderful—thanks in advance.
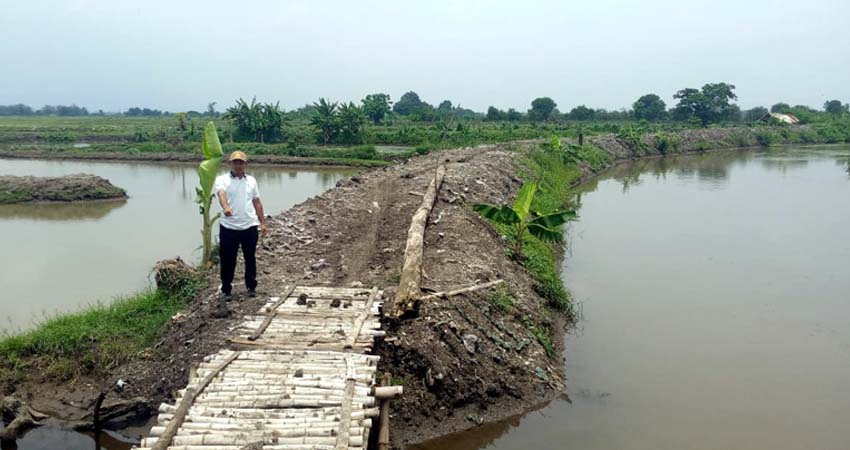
[150,350,240,450]
[249,285,297,340]
[391,165,446,318]
[373,386,403,399]
[377,373,391,450]
[334,357,357,450]
[347,287,379,349]
[416,279,505,302]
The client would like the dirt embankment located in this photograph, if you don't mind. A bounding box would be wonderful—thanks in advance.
[1,143,569,446]
[222,144,568,446]
[588,125,806,158]
[0,174,126,204]
[1,126,791,445]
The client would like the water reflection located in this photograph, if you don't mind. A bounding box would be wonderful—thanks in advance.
[0,425,134,450]
[0,158,356,331]
[410,399,556,450]
[601,150,749,193]
[758,157,810,173]
[0,199,126,221]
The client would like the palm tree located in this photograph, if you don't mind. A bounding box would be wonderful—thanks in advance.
[310,98,339,144]
[337,102,366,144]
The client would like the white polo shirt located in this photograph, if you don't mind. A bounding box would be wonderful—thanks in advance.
[214,172,261,230]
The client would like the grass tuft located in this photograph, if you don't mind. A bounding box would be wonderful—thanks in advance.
[0,279,200,386]
[488,284,516,312]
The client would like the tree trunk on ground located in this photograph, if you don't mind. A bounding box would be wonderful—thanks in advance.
[390,165,446,319]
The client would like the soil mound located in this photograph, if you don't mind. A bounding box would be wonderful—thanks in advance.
[0,174,126,204]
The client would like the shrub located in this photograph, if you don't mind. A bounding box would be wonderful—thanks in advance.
[654,131,681,155]
[414,142,434,155]
[755,130,780,147]
[617,125,648,156]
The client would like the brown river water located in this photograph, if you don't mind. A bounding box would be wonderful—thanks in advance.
[417,146,850,450]
[0,159,356,332]
[3,146,850,449]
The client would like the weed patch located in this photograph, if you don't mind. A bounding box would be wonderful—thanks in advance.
[0,279,201,386]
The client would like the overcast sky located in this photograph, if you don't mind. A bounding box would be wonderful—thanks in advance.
[2,0,848,113]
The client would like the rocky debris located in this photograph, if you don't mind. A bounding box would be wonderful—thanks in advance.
[461,334,479,354]
[296,293,308,305]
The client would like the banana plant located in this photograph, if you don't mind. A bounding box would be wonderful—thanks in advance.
[195,122,224,267]
[473,182,576,258]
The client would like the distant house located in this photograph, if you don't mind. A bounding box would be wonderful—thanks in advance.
[760,112,800,124]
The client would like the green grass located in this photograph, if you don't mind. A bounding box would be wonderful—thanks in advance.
[488,284,516,312]
[0,279,200,387]
[480,143,584,318]
[575,143,612,170]
[515,145,584,315]
[0,187,32,204]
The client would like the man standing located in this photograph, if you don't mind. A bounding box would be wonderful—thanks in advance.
[214,151,267,300]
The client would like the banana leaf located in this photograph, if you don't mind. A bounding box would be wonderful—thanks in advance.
[198,122,223,201]
[528,223,563,243]
[473,203,520,225]
[512,182,537,221]
[529,210,577,228]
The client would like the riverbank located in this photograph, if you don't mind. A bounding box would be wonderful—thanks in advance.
[0,174,126,204]
[0,148,390,168]
[1,123,848,447]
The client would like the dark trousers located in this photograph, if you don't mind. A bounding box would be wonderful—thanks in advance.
[219,225,258,294]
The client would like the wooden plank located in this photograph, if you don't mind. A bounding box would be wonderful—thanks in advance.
[248,285,297,341]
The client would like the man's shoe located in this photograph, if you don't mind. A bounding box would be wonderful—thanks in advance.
[247,289,257,298]
[221,292,233,301]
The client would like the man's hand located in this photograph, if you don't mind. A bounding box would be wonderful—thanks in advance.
[223,207,233,217]
[260,223,268,237]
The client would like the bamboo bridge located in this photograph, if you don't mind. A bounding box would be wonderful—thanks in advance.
[136,164,459,450]
[136,285,401,450]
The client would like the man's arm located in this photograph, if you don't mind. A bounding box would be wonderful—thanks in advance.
[217,190,232,216]
[252,197,267,236]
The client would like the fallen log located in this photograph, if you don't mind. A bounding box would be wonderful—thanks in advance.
[391,165,446,318]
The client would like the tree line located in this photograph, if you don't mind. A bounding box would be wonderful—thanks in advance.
[0,102,221,117]
[0,104,95,116]
[488,84,848,126]
[3,86,848,147]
